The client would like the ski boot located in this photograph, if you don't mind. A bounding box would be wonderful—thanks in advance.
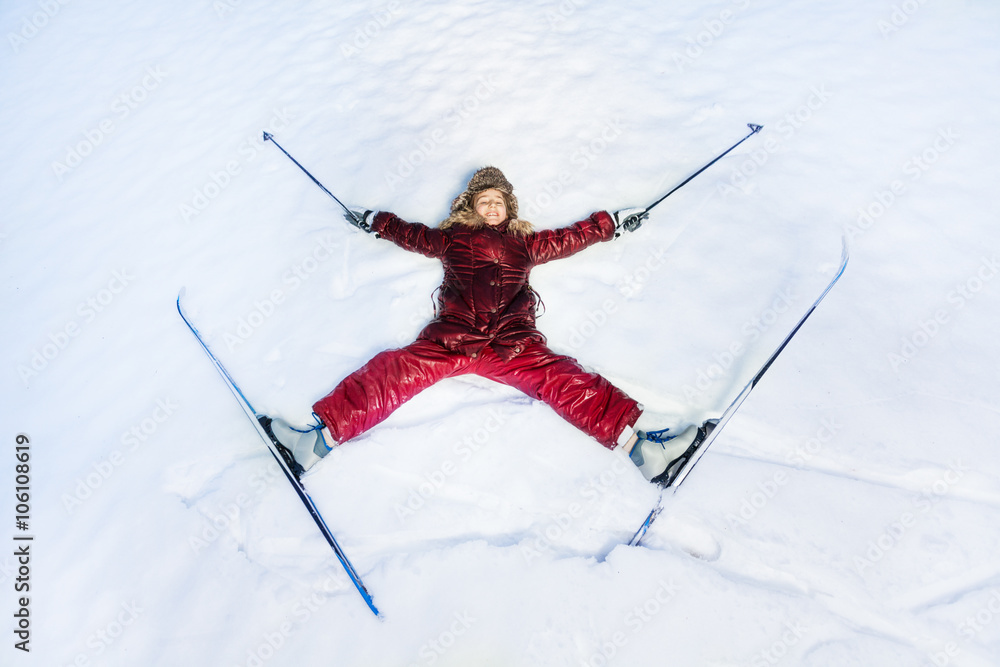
[258,415,332,479]
[629,421,717,487]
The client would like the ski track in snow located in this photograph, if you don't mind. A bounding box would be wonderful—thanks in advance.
[3,0,1000,665]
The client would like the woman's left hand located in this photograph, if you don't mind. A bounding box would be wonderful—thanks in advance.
[613,208,649,236]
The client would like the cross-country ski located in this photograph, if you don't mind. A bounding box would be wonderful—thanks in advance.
[630,238,850,547]
[177,292,382,618]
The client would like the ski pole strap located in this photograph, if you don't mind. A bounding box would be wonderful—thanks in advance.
[644,123,763,214]
[263,132,363,227]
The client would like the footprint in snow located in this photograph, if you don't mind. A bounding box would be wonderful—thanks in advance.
[643,513,722,561]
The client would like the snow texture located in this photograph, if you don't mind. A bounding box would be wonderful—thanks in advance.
[3,0,1000,665]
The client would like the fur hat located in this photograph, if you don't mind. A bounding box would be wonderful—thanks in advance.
[449,166,519,219]
[440,166,532,235]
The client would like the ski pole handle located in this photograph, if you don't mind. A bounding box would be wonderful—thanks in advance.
[263,132,364,228]
[644,123,763,215]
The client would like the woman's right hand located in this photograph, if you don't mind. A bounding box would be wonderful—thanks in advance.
[345,208,376,233]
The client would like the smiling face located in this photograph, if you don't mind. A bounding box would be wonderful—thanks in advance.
[474,189,508,226]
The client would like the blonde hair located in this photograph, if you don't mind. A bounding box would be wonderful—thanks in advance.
[439,190,533,236]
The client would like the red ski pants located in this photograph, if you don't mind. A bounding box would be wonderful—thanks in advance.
[313,339,641,449]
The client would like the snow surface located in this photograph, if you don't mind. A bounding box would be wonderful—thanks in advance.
[3,0,1000,665]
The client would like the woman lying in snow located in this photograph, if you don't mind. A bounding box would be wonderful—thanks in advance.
[263,166,708,485]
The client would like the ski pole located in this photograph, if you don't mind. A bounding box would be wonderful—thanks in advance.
[646,123,763,212]
[620,123,763,231]
[263,132,365,228]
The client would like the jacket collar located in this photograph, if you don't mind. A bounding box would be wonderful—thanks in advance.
[489,219,511,234]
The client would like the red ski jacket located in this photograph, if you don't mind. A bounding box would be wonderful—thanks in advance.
[371,210,617,360]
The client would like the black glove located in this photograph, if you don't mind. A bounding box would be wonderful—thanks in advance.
[613,207,649,236]
[345,208,376,233]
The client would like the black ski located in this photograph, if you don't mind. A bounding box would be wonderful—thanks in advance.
[630,237,850,546]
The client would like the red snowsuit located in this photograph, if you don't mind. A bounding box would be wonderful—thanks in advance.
[312,211,642,448]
